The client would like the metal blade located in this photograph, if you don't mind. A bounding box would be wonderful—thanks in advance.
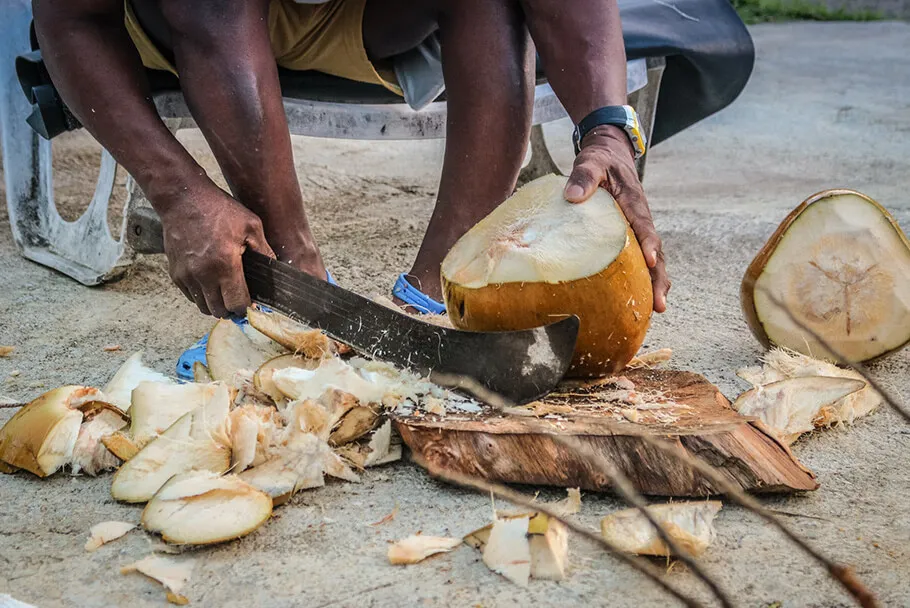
[242,250,579,404]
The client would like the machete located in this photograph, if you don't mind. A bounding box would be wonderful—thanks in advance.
[241,250,579,404]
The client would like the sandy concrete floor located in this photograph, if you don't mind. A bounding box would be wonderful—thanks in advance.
[2,22,910,608]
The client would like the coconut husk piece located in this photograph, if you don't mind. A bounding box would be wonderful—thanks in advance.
[394,368,818,497]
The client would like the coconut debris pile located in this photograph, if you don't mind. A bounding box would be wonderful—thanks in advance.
[0,306,492,600]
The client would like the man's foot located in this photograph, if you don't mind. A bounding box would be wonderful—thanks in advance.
[391,273,446,315]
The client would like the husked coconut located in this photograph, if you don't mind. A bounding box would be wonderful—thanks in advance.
[205,318,286,383]
[600,501,723,557]
[387,535,462,565]
[103,352,173,411]
[141,471,272,545]
[129,382,224,447]
[737,346,884,428]
[121,554,195,605]
[111,385,232,503]
[85,521,136,551]
[742,189,910,363]
[0,386,104,477]
[247,307,336,358]
[70,402,128,476]
[733,376,866,444]
[253,354,317,405]
[337,420,402,469]
[329,404,380,447]
[441,174,653,376]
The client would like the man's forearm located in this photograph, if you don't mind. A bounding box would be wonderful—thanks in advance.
[33,0,206,212]
[520,0,628,123]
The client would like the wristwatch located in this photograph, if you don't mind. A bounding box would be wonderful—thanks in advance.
[572,105,647,159]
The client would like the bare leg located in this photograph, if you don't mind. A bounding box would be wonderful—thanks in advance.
[153,0,326,278]
[366,0,534,302]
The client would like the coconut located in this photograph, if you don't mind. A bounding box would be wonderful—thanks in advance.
[70,402,129,476]
[253,354,318,405]
[440,174,653,377]
[387,535,462,565]
[141,471,272,545]
[246,307,336,358]
[205,318,286,382]
[111,384,232,503]
[742,189,910,363]
[733,376,866,445]
[0,386,105,477]
[102,352,173,411]
[129,382,225,447]
[600,501,722,557]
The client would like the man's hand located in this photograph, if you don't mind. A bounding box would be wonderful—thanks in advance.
[160,185,276,318]
[563,126,670,313]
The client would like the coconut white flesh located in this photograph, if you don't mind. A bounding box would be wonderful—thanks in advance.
[111,385,232,503]
[129,382,223,447]
[121,555,195,603]
[102,352,173,411]
[85,520,136,551]
[141,471,273,545]
[253,354,318,405]
[247,307,334,358]
[482,515,532,587]
[733,376,866,444]
[752,193,910,362]
[238,430,326,501]
[387,535,462,565]
[206,319,286,383]
[272,358,390,405]
[737,346,883,427]
[227,405,281,472]
[600,501,723,557]
[71,407,128,476]
[441,174,628,288]
[529,517,569,581]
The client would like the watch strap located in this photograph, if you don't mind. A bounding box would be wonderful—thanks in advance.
[572,105,646,159]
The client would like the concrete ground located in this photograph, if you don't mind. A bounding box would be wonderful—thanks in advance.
[2,21,910,608]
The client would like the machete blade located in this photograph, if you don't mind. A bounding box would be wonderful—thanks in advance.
[242,250,578,404]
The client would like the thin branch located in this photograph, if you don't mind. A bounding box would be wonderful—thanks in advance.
[434,373,733,608]
[0,403,24,409]
[410,453,703,608]
[752,283,910,424]
[637,434,878,608]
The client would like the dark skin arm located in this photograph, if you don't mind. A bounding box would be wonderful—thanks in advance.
[521,0,671,312]
[32,0,277,317]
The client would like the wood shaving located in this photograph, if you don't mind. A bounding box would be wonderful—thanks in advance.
[85,521,136,551]
[121,555,195,604]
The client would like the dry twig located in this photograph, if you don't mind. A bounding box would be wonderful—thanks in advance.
[434,373,733,608]
[410,453,703,608]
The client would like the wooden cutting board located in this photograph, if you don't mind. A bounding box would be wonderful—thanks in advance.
[392,368,818,497]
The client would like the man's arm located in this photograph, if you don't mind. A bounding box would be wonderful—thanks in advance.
[519,0,671,312]
[33,0,275,317]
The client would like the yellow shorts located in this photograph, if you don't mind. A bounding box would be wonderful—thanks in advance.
[124,0,403,96]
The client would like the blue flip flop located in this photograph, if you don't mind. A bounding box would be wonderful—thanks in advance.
[392,273,446,315]
[176,270,337,380]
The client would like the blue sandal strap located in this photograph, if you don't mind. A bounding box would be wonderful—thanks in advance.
[392,273,446,315]
[176,269,337,380]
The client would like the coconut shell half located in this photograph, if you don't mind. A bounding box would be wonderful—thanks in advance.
[441,174,652,377]
[742,189,910,362]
